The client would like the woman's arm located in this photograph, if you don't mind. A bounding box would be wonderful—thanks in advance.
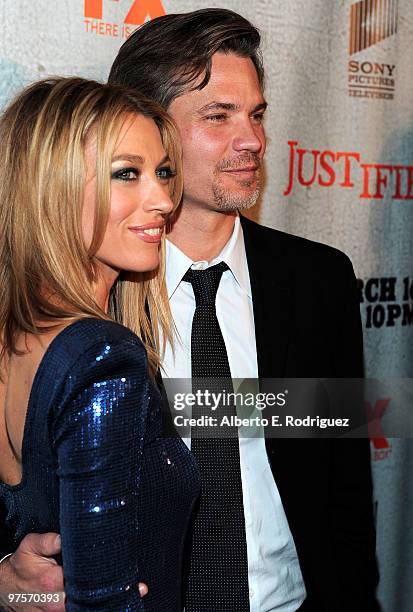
[53,335,150,611]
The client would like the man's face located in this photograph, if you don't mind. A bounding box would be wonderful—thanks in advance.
[168,52,267,213]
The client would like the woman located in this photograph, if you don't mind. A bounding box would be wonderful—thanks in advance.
[0,78,200,610]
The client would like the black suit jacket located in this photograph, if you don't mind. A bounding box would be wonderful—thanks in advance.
[241,214,379,612]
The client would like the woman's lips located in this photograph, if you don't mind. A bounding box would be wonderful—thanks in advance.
[128,223,165,243]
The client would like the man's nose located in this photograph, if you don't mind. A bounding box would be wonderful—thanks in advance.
[232,118,264,153]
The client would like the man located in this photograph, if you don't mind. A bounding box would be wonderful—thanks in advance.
[0,8,378,612]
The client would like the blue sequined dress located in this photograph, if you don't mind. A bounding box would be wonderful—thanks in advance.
[0,318,200,611]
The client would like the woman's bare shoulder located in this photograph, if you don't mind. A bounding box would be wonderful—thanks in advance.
[1,320,78,479]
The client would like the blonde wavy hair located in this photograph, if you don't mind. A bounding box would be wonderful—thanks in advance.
[0,77,183,375]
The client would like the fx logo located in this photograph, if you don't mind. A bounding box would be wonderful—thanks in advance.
[84,0,165,25]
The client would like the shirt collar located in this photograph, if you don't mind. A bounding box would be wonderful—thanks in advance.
[165,216,252,299]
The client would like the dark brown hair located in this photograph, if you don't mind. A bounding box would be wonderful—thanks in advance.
[108,8,264,108]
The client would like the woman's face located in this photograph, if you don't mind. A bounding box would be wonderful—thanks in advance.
[82,113,175,284]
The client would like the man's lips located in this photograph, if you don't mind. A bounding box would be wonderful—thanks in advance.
[128,222,165,243]
[222,165,259,172]
[221,165,259,180]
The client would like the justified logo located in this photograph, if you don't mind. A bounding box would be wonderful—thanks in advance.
[283,140,413,200]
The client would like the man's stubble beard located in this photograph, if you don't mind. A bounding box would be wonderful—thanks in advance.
[212,153,262,211]
[212,174,260,211]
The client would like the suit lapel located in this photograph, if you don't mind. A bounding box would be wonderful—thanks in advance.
[240,215,292,379]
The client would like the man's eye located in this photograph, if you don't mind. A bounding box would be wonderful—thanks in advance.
[206,114,227,122]
[156,166,177,181]
[111,168,138,181]
[252,113,265,123]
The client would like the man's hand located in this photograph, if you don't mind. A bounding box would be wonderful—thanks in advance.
[0,533,148,610]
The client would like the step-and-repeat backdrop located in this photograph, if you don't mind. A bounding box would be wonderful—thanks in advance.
[1,2,412,609]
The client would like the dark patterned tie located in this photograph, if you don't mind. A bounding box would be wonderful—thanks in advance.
[183,262,250,611]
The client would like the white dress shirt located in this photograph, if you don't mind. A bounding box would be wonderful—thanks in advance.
[162,216,306,611]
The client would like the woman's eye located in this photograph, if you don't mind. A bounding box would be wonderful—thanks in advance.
[156,167,176,181]
[111,167,139,181]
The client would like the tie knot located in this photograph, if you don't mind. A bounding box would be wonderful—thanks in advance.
[183,261,229,306]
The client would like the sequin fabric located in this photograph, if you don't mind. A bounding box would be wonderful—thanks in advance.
[0,319,200,611]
